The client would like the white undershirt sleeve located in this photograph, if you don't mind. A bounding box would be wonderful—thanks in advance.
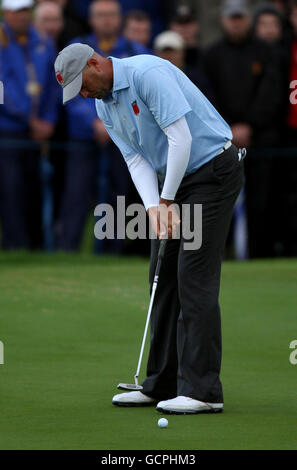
[126,154,160,211]
[126,116,192,209]
[160,116,192,200]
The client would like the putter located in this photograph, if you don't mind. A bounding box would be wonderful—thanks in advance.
[117,238,167,391]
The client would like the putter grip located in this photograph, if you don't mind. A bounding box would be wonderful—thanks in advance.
[158,239,167,259]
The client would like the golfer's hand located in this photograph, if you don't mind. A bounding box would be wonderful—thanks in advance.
[147,199,180,240]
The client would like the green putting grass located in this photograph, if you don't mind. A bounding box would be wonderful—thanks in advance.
[0,252,296,450]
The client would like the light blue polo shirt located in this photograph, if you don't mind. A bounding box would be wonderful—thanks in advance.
[95,55,232,178]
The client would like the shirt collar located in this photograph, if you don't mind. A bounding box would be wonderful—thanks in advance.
[109,56,130,93]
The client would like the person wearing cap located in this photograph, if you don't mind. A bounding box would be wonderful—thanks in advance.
[0,0,59,249]
[285,0,297,146]
[204,0,283,260]
[204,0,283,149]
[55,42,245,414]
[253,3,284,43]
[267,0,292,44]
[280,0,297,255]
[154,30,187,70]
[56,0,151,253]
[169,5,202,69]
[253,4,288,142]
[154,30,215,103]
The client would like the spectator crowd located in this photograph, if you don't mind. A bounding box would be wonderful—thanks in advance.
[0,0,296,257]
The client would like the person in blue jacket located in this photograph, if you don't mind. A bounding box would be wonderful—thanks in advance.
[0,0,59,249]
[57,0,151,252]
[71,0,167,38]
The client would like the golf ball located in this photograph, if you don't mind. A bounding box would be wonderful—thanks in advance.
[158,418,168,428]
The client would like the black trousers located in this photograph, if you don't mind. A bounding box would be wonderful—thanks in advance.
[141,144,244,403]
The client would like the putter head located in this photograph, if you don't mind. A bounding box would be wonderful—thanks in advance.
[117,383,143,391]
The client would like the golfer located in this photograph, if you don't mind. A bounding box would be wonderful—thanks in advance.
[54,44,244,414]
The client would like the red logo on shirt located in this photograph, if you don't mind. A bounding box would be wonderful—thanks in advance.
[132,100,140,115]
[56,72,64,84]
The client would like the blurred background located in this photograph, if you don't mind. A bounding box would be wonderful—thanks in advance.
[0,0,296,259]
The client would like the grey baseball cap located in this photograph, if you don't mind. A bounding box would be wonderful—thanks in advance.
[222,0,249,17]
[54,43,95,104]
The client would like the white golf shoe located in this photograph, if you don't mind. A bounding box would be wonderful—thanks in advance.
[112,391,157,407]
[156,396,223,414]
